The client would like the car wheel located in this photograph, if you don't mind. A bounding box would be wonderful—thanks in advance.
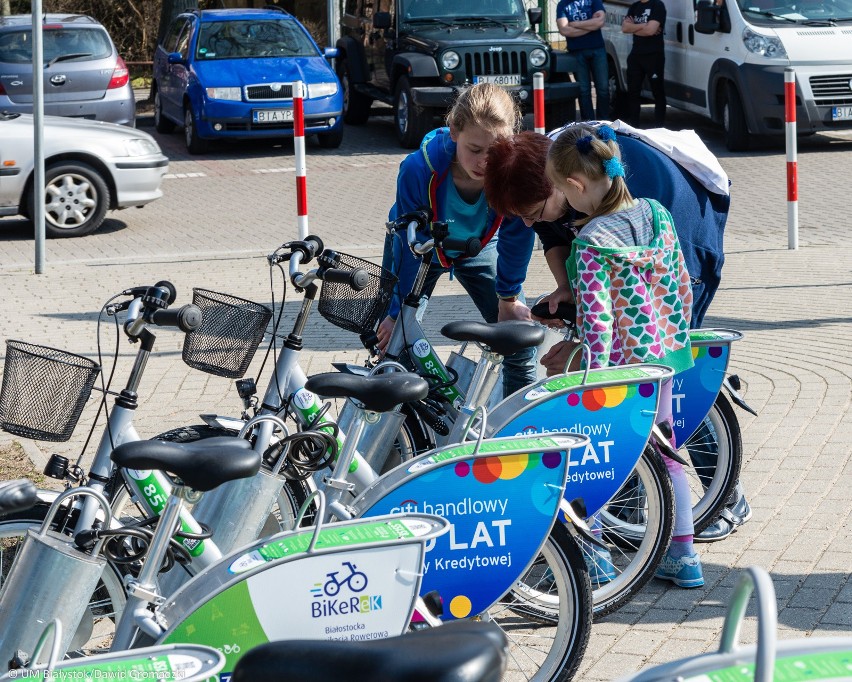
[394,76,433,149]
[184,107,209,154]
[27,162,110,238]
[722,82,750,152]
[336,56,372,125]
[317,125,344,149]
[154,87,176,134]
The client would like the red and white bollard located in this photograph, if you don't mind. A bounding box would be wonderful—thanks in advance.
[784,67,798,250]
[293,80,309,240]
[533,72,545,134]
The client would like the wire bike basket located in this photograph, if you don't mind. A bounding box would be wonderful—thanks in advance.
[0,340,101,442]
[182,289,273,379]
[317,252,397,336]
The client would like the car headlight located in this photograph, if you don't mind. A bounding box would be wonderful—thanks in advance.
[124,138,161,156]
[441,51,460,70]
[205,87,242,101]
[742,27,787,58]
[530,48,547,67]
[307,81,339,98]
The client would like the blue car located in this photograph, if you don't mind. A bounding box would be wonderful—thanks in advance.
[152,7,343,153]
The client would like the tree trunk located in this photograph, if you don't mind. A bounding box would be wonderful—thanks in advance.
[1,0,11,17]
[157,0,199,46]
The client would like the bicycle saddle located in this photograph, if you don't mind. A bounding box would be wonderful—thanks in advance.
[111,438,260,491]
[305,372,429,412]
[0,479,37,515]
[441,320,545,357]
[230,619,507,682]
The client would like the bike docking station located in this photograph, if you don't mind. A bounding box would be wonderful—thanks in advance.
[351,432,588,621]
[0,620,224,682]
[153,497,449,680]
[616,565,852,682]
[0,488,113,667]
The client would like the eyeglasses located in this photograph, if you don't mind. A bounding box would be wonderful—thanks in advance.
[519,195,549,223]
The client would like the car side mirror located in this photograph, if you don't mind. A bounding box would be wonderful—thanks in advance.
[695,1,720,34]
[323,47,339,59]
[528,7,543,25]
[167,51,185,65]
[373,11,392,29]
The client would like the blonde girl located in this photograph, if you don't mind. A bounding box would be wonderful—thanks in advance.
[377,82,537,397]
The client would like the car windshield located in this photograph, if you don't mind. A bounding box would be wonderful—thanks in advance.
[0,27,112,64]
[737,0,852,22]
[196,19,317,59]
[401,0,526,21]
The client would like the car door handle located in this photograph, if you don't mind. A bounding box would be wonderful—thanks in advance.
[688,24,695,44]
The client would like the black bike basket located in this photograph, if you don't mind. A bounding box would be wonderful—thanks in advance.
[182,289,273,379]
[0,340,101,442]
[317,253,398,336]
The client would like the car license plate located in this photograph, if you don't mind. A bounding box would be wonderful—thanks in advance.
[831,105,852,121]
[473,74,521,87]
[253,109,294,123]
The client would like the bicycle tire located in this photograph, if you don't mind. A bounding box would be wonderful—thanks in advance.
[489,522,592,681]
[590,447,675,617]
[0,503,127,656]
[682,393,743,533]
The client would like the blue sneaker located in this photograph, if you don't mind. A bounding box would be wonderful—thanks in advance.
[655,551,704,588]
[584,546,617,585]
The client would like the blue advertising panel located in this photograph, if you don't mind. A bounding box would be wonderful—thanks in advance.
[489,367,670,516]
[671,331,736,446]
[358,438,577,621]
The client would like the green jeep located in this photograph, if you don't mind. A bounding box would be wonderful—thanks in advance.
[337,0,579,147]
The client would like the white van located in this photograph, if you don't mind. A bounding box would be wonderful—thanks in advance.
[600,0,852,149]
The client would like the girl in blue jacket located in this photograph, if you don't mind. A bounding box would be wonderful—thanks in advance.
[377,83,538,397]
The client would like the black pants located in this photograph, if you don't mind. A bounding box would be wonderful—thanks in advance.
[626,51,666,127]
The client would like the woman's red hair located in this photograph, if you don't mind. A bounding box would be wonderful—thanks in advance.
[484,131,553,217]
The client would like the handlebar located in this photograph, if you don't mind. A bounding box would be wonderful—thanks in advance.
[267,238,369,292]
[387,209,481,258]
[530,300,577,322]
[122,281,203,337]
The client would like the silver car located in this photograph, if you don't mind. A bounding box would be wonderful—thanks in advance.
[0,111,168,237]
[0,14,135,126]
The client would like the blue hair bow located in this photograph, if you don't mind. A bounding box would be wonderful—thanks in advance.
[603,156,625,179]
[597,125,617,142]
[576,135,594,155]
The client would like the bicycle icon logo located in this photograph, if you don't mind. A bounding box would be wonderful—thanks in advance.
[323,561,368,596]
[220,643,241,655]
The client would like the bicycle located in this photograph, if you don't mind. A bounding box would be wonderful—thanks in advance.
[0,282,208,659]
[0,437,449,678]
[528,296,756,535]
[146,236,597,681]
[331,211,677,617]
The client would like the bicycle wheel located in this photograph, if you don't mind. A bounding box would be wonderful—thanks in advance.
[0,503,127,656]
[681,393,742,533]
[488,523,593,681]
[589,448,675,617]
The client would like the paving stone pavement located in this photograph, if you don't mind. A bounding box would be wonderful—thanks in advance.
[1,105,851,679]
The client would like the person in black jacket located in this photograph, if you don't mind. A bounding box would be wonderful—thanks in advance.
[622,0,667,127]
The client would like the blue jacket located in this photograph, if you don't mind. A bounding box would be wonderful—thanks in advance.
[387,128,535,318]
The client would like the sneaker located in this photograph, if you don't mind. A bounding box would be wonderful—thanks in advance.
[584,546,617,585]
[655,551,705,588]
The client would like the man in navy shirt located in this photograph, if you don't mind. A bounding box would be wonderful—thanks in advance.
[556,0,609,120]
